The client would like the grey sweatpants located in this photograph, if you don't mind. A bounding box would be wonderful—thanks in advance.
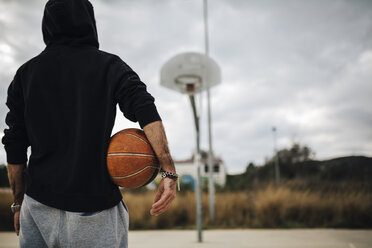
[20,194,129,248]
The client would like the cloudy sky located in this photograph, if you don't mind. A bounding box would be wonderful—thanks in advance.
[0,0,371,173]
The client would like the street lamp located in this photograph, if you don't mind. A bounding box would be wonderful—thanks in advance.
[272,127,280,184]
[160,52,221,242]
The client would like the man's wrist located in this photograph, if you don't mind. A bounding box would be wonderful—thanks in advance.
[11,203,21,213]
[159,168,180,191]
[160,168,178,180]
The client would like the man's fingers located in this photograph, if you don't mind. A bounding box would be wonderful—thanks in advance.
[152,179,165,204]
[150,192,168,215]
[150,178,177,216]
[152,197,173,214]
[152,193,174,211]
[151,198,171,215]
[150,192,162,214]
[152,190,173,209]
[150,191,176,215]
[151,194,169,214]
[151,199,173,216]
[152,204,170,216]
[153,190,162,204]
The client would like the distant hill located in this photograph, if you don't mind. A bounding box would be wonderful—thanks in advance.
[225,156,372,191]
[293,156,372,181]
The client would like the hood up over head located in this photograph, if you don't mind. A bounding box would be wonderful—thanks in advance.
[42,0,99,48]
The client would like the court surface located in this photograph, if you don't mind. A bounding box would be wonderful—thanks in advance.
[1,229,371,248]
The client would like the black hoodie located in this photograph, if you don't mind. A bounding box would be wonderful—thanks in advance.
[2,0,161,212]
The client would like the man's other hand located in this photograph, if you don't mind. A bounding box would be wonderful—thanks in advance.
[14,211,20,236]
[150,177,176,216]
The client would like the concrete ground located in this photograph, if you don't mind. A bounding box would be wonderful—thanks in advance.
[1,229,371,248]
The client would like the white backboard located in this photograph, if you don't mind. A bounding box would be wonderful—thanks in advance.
[160,52,221,95]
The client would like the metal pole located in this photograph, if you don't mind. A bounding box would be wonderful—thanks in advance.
[272,127,280,185]
[190,95,203,242]
[203,0,215,222]
[203,0,210,56]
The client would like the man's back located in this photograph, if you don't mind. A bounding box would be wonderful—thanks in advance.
[2,0,161,212]
[21,46,122,212]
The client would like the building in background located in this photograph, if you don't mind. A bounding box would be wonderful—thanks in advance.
[175,150,227,189]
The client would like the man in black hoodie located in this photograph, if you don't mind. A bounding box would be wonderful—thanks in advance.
[3,0,177,247]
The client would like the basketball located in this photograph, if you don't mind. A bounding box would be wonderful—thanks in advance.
[107,128,160,188]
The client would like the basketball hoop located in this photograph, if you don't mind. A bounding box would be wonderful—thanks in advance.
[160,52,221,95]
[175,74,202,95]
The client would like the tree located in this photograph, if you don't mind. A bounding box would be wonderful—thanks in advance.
[276,143,314,165]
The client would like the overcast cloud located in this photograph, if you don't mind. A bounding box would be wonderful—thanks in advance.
[0,0,371,173]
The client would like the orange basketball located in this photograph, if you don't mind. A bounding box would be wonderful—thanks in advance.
[107,128,159,188]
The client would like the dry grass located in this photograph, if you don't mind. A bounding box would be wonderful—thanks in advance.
[122,183,372,229]
[123,191,198,229]
[0,183,371,231]
[250,185,372,227]
[0,189,13,230]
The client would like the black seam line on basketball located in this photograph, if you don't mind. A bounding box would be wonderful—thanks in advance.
[115,133,150,146]
[107,153,155,158]
[111,166,159,179]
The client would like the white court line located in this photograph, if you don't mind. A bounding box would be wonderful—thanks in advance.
[115,133,150,145]
[107,153,155,158]
[111,165,158,179]
[349,243,356,248]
